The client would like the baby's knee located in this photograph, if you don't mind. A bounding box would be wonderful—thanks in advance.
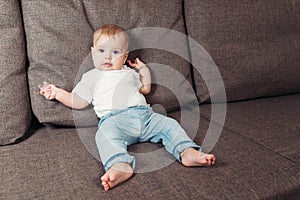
[165,117,181,128]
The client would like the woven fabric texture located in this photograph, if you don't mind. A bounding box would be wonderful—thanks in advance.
[0,112,299,199]
[200,94,300,163]
[185,0,300,102]
[0,0,31,145]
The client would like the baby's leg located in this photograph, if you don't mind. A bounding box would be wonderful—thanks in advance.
[101,162,133,191]
[96,116,137,191]
[144,112,216,166]
[180,148,215,167]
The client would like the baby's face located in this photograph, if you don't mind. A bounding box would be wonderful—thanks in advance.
[91,34,128,71]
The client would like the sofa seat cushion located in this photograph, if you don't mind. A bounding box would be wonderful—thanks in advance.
[22,0,194,126]
[0,0,31,145]
[199,94,300,163]
[1,113,299,199]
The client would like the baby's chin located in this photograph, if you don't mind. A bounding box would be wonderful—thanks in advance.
[95,66,113,71]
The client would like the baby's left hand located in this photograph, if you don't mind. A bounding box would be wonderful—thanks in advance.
[39,83,57,100]
[127,58,146,70]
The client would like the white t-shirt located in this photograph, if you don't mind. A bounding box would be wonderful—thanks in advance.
[72,66,148,118]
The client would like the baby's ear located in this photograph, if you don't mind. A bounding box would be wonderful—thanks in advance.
[124,51,129,63]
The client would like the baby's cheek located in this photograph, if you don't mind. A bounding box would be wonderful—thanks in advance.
[92,52,105,68]
[92,56,101,68]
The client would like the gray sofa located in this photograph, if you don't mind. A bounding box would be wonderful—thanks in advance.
[1,0,299,199]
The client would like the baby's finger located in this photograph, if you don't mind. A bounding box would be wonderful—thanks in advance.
[127,60,136,67]
[47,93,53,100]
[46,85,53,91]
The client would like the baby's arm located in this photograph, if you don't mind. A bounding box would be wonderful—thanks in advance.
[40,84,89,109]
[127,58,151,95]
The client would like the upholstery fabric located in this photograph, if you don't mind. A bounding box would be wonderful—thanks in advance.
[199,94,300,163]
[22,0,194,126]
[0,113,299,199]
[0,0,31,145]
[1,1,299,199]
[185,0,300,102]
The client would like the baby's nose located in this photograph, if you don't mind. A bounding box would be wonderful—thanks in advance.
[105,52,112,60]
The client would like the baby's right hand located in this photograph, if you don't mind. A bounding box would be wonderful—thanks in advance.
[39,84,57,100]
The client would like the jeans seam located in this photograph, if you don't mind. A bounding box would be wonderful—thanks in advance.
[173,141,202,161]
[104,153,134,171]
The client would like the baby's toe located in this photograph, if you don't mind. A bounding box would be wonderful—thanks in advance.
[206,154,216,165]
[102,181,110,191]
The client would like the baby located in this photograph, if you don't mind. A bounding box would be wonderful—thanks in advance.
[40,24,215,191]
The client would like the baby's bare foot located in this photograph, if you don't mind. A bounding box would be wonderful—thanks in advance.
[181,148,216,167]
[100,163,133,191]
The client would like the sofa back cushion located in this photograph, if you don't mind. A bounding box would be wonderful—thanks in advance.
[0,0,31,145]
[22,0,194,126]
[185,0,300,102]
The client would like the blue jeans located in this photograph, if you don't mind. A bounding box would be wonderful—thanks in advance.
[95,106,201,171]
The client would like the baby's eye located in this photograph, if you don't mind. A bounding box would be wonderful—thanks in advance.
[112,50,120,55]
[98,49,105,53]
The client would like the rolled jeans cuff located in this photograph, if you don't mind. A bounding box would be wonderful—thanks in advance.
[104,153,135,172]
[173,141,202,162]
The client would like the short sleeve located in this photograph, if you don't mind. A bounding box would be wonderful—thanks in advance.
[72,69,98,103]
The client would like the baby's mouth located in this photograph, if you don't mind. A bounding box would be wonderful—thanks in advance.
[103,63,113,67]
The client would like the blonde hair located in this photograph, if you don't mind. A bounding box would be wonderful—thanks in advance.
[93,24,129,48]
